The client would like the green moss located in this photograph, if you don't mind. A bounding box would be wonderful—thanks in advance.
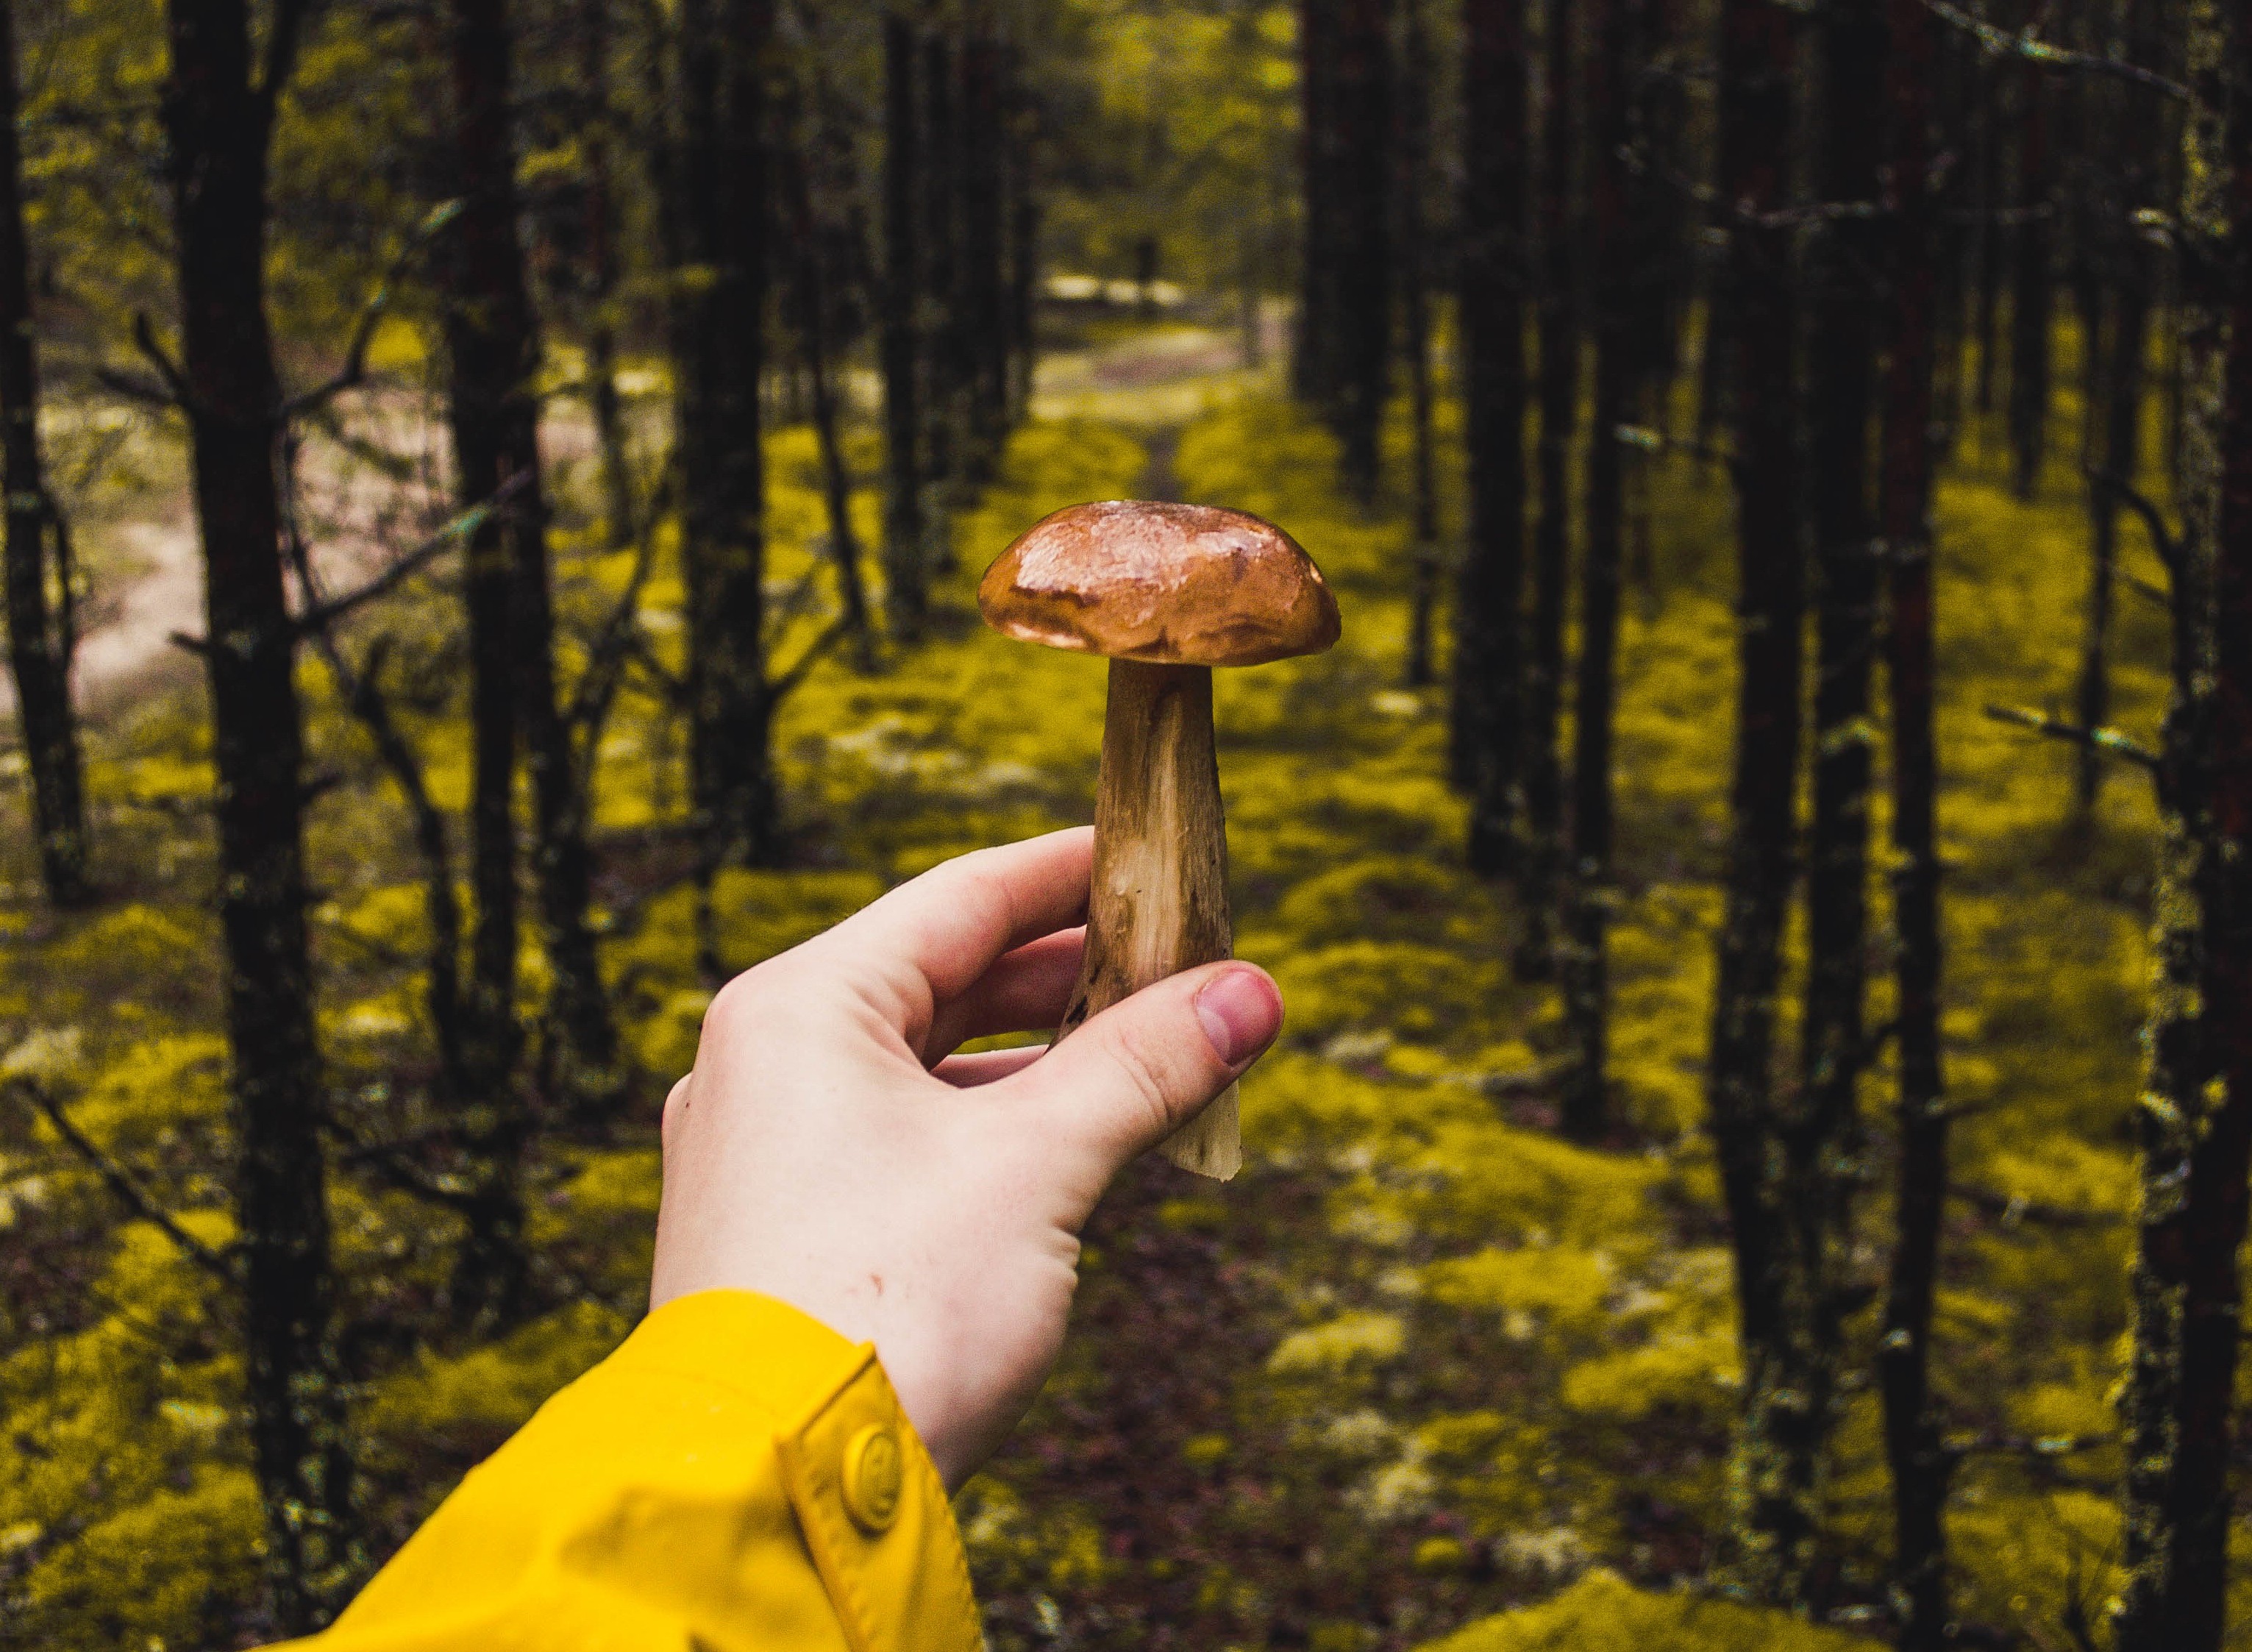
[1425,1569,1867,1651]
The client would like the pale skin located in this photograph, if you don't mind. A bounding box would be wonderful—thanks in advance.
[651,827,1285,1489]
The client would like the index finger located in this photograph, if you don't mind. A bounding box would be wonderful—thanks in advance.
[822,827,1094,1007]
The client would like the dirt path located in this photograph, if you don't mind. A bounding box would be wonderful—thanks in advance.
[3,318,1263,727]
[0,388,639,723]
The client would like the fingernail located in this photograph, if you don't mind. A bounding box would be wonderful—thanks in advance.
[1195,966,1283,1067]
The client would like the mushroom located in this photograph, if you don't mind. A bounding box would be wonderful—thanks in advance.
[979,500,1341,1180]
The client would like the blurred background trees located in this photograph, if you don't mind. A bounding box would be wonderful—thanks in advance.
[1,0,2250,1648]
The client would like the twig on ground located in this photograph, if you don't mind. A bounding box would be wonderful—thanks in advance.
[10,1078,234,1281]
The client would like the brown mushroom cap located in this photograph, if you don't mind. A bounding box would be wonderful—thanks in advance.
[977,500,1342,667]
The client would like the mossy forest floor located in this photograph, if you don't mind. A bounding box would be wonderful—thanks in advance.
[0,319,2205,1648]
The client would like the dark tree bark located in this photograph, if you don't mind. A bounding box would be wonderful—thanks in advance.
[673,0,777,867]
[1333,0,1394,503]
[921,27,963,501]
[1514,0,1577,957]
[2113,7,2252,1644]
[440,0,541,1319]
[159,0,354,1626]
[2008,50,2055,498]
[1877,0,1949,1637]
[1558,0,1631,1144]
[880,12,926,640]
[446,0,621,1146]
[579,0,634,549]
[1399,0,1440,688]
[961,9,1008,478]
[0,0,88,910]
[1454,0,1529,877]
[782,88,876,674]
[1705,0,1812,1599]
[1295,0,1344,410]
[1795,0,1884,1515]
[1005,54,1040,421]
[2071,0,2159,819]
[1971,54,2004,416]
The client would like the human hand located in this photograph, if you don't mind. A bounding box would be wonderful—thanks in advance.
[649,827,1284,1489]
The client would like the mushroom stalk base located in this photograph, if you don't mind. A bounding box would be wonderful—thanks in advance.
[1059,658,1240,1180]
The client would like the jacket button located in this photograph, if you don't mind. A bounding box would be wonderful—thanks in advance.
[841,1423,903,1534]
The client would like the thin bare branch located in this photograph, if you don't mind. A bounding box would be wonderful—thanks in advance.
[2085,466,2181,574]
[90,367,179,411]
[770,616,853,704]
[131,312,192,407]
[1923,0,2189,99]
[280,199,466,421]
[1982,704,2162,771]
[11,1078,234,1281]
[1953,1183,2126,1228]
[291,472,530,635]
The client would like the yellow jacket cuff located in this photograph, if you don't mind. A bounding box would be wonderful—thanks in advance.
[299,1290,982,1652]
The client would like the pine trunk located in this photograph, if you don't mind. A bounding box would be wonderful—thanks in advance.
[1706,0,1812,1598]
[1295,0,1344,409]
[451,0,621,1123]
[1795,0,1883,1523]
[2008,49,2054,498]
[2071,0,2159,819]
[1877,0,1949,1636]
[1335,0,1394,504]
[2112,5,2252,1643]
[783,109,877,673]
[1454,0,1529,877]
[161,0,353,1624]
[0,0,87,910]
[1399,0,1439,689]
[922,29,963,502]
[880,13,925,640]
[579,0,633,549]
[961,13,1007,478]
[1515,0,1576,957]
[1560,0,1630,1143]
[675,0,777,868]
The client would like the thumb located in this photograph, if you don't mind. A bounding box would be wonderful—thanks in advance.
[1010,961,1283,1178]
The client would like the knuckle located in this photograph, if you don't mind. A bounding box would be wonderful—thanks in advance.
[1103,1028,1183,1143]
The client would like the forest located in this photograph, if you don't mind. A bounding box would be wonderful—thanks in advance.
[0,0,2247,1646]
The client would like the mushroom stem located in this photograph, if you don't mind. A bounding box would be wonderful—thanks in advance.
[1059,657,1240,1180]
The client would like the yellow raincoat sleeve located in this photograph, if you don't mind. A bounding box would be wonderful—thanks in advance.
[293,1290,983,1652]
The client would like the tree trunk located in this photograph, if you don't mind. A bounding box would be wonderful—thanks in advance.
[922,27,963,507]
[1399,0,1440,689]
[1334,0,1394,504]
[961,10,1008,480]
[1706,0,1811,1600]
[2112,7,2252,1644]
[160,0,353,1626]
[1515,0,1576,959]
[0,0,88,910]
[440,0,554,1317]
[1971,54,2003,417]
[1295,0,1344,410]
[449,0,622,1125]
[2008,50,2054,499]
[783,99,877,674]
[1559,0,1631,1144]
[1454,0,1529,879]
[880,12,926,640]
[1795,0,1884,1534]
[1005,54,1040,421]
[2071,0,2159,820]
[1876,0,1949,1637]
[580,0,634,549]
[674,0,777,869]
